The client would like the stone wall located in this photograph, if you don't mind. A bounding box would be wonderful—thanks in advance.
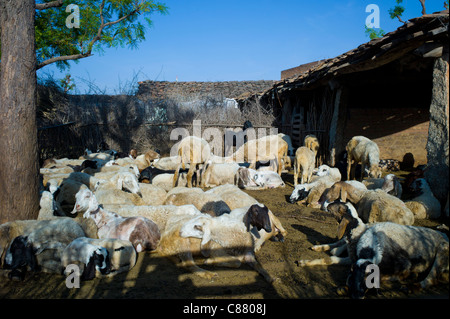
[425,55,449,205]
[343,107,430,165]
[136,80,276,101]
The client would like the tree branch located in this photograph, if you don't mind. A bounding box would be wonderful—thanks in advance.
[37,53,92,70]
[36,0,64,10]
[418,0,426,15]
[37,0,144,70]
[396,15,407,24]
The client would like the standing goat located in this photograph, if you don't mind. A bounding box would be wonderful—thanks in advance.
[346,136,382,181]
[174,136,211,188]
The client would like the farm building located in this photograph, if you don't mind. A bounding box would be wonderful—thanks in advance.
[237,10,449,203]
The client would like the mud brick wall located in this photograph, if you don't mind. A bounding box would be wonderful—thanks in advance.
[343,107,430,166]
[136,80,276,101]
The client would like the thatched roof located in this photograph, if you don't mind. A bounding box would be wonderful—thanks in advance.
[237,10,449,103]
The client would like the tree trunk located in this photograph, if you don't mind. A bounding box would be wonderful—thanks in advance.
[0,0,39,223]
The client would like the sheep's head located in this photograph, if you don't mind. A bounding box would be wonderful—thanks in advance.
[5,236,39,281]
[116,172,142,197]
[325,201,359,240]
[245,204,271,233]
[289,185,309,204]
[368,164,382,179]
[179,216,212,247]
[81,247,111,280]
[315,165,331,177]
[71,189,99,215]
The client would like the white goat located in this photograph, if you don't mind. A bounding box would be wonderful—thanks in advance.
[346,136,382,181]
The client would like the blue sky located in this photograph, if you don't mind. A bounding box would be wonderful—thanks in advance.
[37,0,447,94]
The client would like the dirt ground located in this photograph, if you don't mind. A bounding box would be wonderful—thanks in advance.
[1,171,449,299]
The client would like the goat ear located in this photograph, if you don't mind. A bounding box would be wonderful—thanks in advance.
[337,216,350,240]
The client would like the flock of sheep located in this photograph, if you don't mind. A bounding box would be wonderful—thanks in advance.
[0,132,448,298]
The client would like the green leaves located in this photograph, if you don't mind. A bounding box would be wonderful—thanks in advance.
[35,0,168,70]
[364,25,385,40]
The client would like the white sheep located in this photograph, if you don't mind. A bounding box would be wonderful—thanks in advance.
[152,155,183,171]
[158,210,275,282]
[61,237,111,280]
[61,237,137,279]
[405,178,441,219]
[293,146,316,186]
[297,201,449,299]
[237,167,285,190]
[138,183,167,206]
[163,189,231,216]
[297,202,366,267]
[346,136,382,181]
[289,165,342,208]
[204,184,258,210]
[323,181,415,225]
[227,204,287,252]
[201,162,240,187]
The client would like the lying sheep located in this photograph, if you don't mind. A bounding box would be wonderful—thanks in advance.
[204,184,259,210]
[115,204,202,233]
[61,237,111,280]
[323,181,414,225]
[363,174,403,199]
[293,146,315,186]
[201,162,240,187]
[296,202,367,267]
[3,218,87,278]
[227,204,287,252]
[71,189,160,253]
[61,237,137,279]
[335,203,447,298]
[289,165,342,208]
[346,136,382,181]
[164,189,231,217]
[237,167,285,189]
[405,178,441,220]
[96,171,143,197]
[138,183,167,206]
[158,210,275,282]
